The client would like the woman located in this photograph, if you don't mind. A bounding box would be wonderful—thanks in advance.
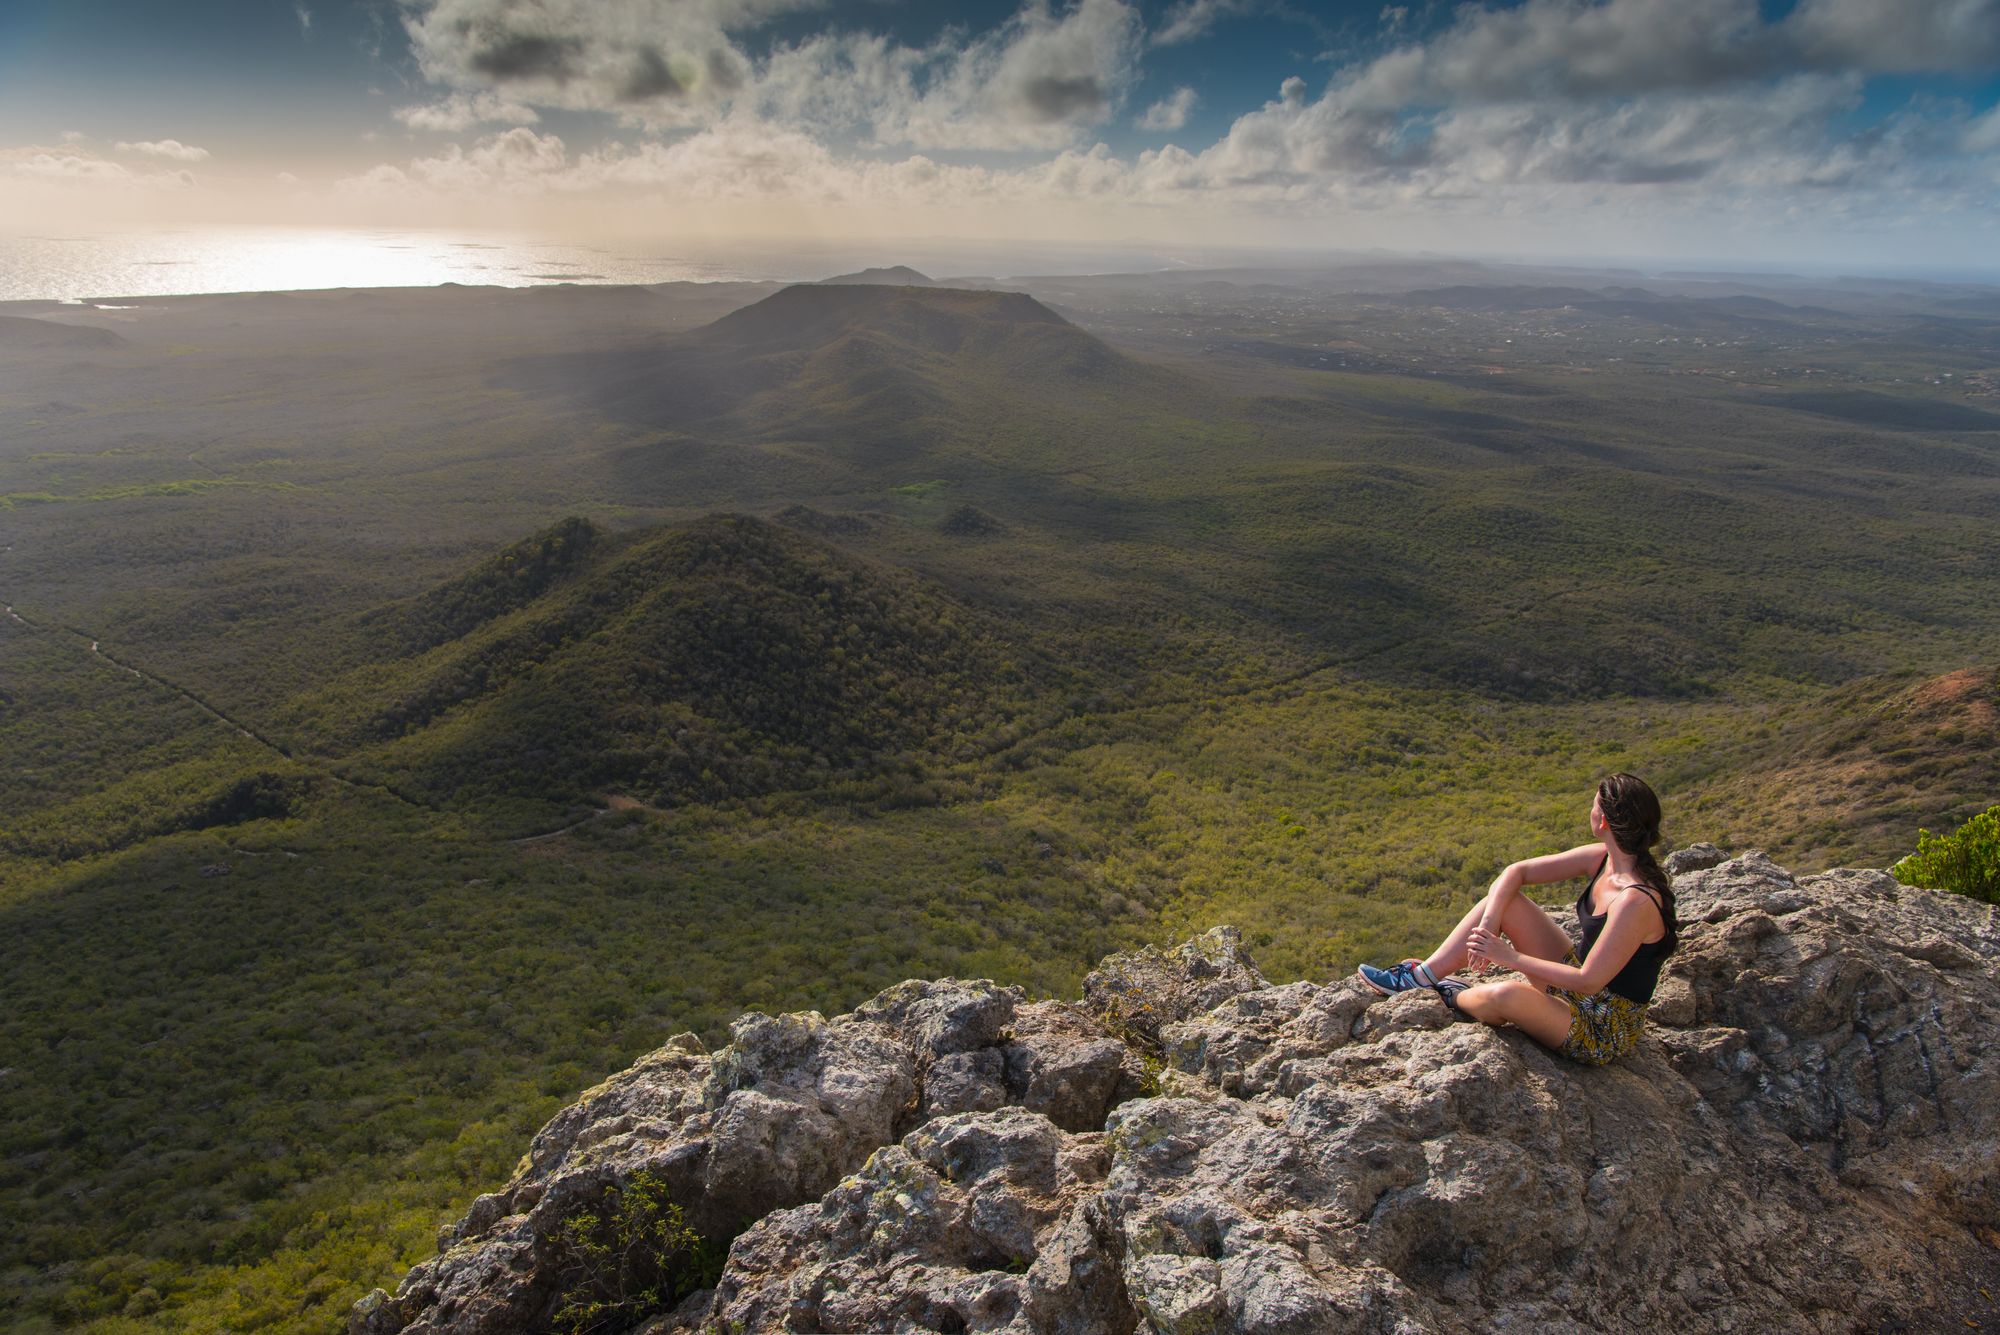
[1353,773,1678,1066]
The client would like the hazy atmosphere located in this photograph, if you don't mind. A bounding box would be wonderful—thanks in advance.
[5,2,2000,1333]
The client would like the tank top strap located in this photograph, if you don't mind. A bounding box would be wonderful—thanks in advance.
[1575,854,1608,921]
[1626,880,1670,946]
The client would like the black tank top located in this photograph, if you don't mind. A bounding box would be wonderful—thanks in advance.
[1576,854,1671,1004]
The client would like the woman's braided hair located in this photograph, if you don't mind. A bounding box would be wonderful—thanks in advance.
[1598,772,1678,954]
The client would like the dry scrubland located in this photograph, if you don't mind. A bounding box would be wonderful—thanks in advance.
[0,260,1996,1330]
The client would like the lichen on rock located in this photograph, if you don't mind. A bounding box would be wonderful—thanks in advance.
[353,853,2000,1334]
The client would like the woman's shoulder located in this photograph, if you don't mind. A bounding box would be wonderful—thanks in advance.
[1601,878,1668,928]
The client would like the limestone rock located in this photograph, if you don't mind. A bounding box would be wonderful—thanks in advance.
[355,853,2000,1335]
[1080,924,1270,1049]
[1664,841,1727,876]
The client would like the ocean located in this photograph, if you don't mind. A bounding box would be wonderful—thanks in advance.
[0,228,1194,303]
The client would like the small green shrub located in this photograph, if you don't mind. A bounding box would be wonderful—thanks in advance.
[1891,804,2000,904]
[547,1171,724,1335]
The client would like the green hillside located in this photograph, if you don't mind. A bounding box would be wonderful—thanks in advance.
[284,513,1058,829]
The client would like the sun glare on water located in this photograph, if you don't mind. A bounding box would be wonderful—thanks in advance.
[1,228,743,302]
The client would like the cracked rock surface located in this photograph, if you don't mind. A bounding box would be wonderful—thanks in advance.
[353,853,2000,1334]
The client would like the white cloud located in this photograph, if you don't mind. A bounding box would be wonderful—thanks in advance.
[317,75,2000,261]
[1139,86,1197,131]
[399,0,824,130]
[284,0,2000,253]
[1966,103,2000,154]
[1327,0,2000,114]
[59,129,85,143]
[11,151,133,182]
[1336,0,1774,109]
[115,138,211,161]
[1424,74,1876,188]
[1152,0,1254,47]
[394,92,541,131]
[397,0,1144,148]
[763,0,1144,151]
[3,145,196,188]
[404,126,573,192]
[295,3,312,36]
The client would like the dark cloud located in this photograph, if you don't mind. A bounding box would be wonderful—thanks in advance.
[1789,0,2000,74]
[620,47,684,101]
[464,29,583,82]
[1021,75,1106,121]
[706,47,746,95]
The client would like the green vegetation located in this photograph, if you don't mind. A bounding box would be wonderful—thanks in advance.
[0,274,1995,1331]
[373,515,603,655]
[548,1172,724,1335]
[1892,803,2000,903]
[280,513,1058,832]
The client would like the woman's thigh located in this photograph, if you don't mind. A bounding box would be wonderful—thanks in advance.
[1459,979,1575,1049]
[1500,893,1574,964]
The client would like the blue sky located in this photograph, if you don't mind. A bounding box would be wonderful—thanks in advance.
[5,0,1999,266]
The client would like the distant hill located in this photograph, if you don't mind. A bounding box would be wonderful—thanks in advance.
[496,284,1162,465]
[818,265,937,286]
[284,513,1051,827]
[1393,285,1834,330]
[1399,284,1622,311]
[700,283,1067,353]
[0,315,125,351]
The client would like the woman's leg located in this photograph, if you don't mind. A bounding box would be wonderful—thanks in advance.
[1452,978,1576,1048]
[1421,889,1573,979]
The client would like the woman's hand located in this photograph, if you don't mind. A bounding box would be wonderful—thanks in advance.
[1465,926,1520,971]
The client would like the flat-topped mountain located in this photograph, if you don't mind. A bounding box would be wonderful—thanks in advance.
[351,848,2000,1333]
[702,284,1068,355]
[818,265,938,286]
[498,283,1166,460]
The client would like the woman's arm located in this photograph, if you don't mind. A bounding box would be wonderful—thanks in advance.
[1470,844,1599,961]
[1474,863,1527,936]
[1480,843,1605,928]
[1467,892,1656,994]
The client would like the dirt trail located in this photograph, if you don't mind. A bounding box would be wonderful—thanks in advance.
[2,595,435,812]
[508,810,611,844]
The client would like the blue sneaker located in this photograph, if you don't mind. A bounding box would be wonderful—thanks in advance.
[1356,959,1438,996]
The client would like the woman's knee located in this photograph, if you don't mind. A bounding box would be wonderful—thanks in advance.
[1456,979,1516,1020]
[1459,978,1534,1022]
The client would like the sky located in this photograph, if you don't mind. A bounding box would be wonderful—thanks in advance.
[4,0,2000,268]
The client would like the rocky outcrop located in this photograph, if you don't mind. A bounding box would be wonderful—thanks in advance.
[353,852,2000,1334]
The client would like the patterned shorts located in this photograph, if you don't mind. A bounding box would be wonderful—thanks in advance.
[1547,949,1648,1066]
